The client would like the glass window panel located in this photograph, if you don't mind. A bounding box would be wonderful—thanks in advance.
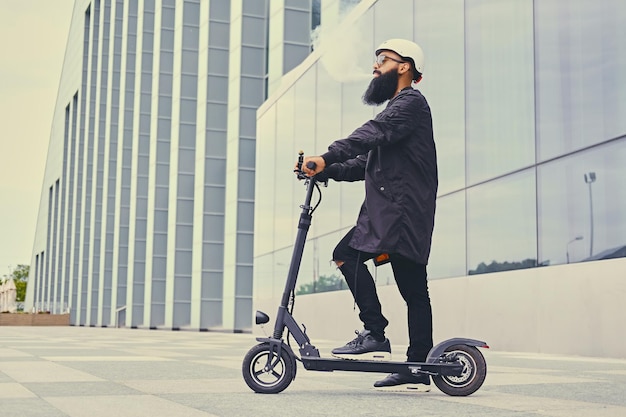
[178,149,195,173]
[161,29,175,52]
[467,169,537,275]
[157,118,171,139]
[152,257,167,277]
[155,165,170,187]
[204,185,226,213]
[205,157,227,184]
[415,0,465,194]
[255,106,276,256]
[284,9,311,44]
[428,191,466,279]
[253,253,274,301]
[314,62,342,235]
[238,138,255,168]
[183,1,200,25]
[296,231,382,294]
[338,75,370,229]
[243,0,266,16]
[203,214,224,242]
[154,209,168,233]
[235,265,253,296]
[274,88,296,249]
[176,198,194,223]
[201,272,223,298]
[206,129,227,157]
[238,170,255,200]
[210,0,230,21]
[207,75,228,102]
[179,98,197,123]
[182,27,199,49]
[181,50,199,74]
[208,47,229,75]
[283,44,309,74]
[373,0,413,42]
[181,74,198,98]
[237,201,255,233]
[242,16,266,47]
[239,107,257,137]
[179,123,196,148]
[158,96,171,117]
[535,1,626,161]
[538,139,626,266]
[209,22,230,48]
[161,8,175,29]
[203,242,224,270]
[154,187,169,209]
[206,103,227,129]
[240,76,265,107]
[236,233,254,263]
[465,0,535,185]
[176,225,193,249]
[159,73,173,94]
[177,173,194,198]
[272,246,292,300]
[241,46,265,76]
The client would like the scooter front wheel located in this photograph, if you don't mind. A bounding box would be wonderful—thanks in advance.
[432,344,486,396]
[242,342,296,394]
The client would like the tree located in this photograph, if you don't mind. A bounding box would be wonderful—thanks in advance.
[468,259,537,275]
[3,264,29,302]
[296,274,345,295]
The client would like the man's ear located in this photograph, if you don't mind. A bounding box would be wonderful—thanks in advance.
[402,62,413,77]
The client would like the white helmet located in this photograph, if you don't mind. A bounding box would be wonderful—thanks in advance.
[375,39,424,80]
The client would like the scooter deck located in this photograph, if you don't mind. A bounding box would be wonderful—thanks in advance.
[300,356,464,376]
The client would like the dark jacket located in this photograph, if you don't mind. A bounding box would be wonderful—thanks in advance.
[321,87,437,265]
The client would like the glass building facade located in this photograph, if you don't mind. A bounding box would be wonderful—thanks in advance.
[27,0,346,331]
[255,0,626,307]
[27,0,626,348]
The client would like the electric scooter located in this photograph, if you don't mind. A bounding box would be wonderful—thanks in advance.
[242,152,488,396]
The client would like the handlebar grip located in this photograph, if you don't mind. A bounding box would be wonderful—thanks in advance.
[306,161,317,170]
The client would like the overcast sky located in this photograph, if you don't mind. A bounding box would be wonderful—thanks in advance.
[0,0,74,276]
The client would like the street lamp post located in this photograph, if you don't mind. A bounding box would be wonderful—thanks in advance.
[584,172,596,258]
[566,236,584,264]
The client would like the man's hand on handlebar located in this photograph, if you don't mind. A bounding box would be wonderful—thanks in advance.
[302,156,326,177]
[294,155,326,178]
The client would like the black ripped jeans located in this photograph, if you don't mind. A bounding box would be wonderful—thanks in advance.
[333,227,433,362]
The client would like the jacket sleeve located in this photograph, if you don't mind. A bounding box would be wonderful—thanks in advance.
[321,154,367,182]
[321,91,425,166]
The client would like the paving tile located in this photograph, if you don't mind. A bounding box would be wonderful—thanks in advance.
[0,361,102,383]
[45,394,219,417]
[0,382,37,398]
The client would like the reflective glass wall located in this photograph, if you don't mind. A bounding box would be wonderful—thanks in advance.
[255,0,626,300]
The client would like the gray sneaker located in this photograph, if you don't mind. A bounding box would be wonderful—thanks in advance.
[331,330,391,361]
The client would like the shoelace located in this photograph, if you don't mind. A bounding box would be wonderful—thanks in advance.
[347,330,365,347]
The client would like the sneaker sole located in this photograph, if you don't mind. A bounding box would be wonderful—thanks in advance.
[330,352,392,361]
[374,384,431,393]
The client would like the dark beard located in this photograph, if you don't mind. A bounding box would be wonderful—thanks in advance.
[362,69,399,105]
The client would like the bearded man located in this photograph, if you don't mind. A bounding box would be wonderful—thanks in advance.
[300,39,438,391]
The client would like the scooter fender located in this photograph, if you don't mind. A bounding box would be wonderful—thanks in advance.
[425,337,488,363]
[255,337,297,361]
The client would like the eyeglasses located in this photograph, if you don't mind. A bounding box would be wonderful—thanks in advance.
[375,54,405,66]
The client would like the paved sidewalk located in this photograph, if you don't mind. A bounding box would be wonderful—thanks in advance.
[1,326,625,417]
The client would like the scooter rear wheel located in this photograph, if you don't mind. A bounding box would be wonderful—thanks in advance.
[242,342,296,394]
[432,344,486,396]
